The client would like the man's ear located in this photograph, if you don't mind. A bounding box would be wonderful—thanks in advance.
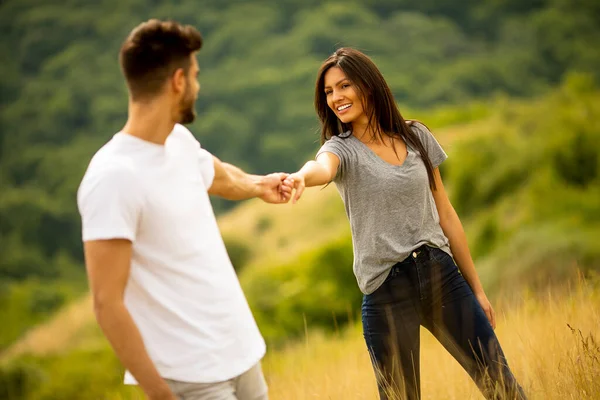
[172,68,186,94]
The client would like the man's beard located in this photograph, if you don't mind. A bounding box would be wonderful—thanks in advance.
[179,86,196,124]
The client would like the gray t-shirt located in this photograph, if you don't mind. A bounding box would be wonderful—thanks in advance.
[316,122,452,294]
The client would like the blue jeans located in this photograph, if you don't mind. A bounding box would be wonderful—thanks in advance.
[362,246,526,400]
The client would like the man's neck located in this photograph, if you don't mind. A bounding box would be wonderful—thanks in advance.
[122,99,175,145]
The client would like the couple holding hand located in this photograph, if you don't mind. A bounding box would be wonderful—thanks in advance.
[78,19,525,400]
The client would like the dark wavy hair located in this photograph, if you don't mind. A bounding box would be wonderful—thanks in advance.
[315,47,437,190]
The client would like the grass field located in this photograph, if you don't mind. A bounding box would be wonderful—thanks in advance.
[6,279,597,400]
[264,279,600,399]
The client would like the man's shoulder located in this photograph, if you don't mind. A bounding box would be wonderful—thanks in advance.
[82,139,139,188]
[77,144,141,210]
[172,123,202,146]
[88,139,135,173]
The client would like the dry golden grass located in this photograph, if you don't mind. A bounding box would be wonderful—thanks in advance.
[264,282,600,400]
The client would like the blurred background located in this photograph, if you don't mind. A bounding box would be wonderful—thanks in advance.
[1,0,599,398]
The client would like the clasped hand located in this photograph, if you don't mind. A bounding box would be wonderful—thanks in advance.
[258,173,303,204]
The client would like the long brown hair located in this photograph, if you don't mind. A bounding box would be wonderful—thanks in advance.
[314,48,437,190]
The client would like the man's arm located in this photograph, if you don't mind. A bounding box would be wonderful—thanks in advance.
[208,156,291,203]
[84,239,176,400]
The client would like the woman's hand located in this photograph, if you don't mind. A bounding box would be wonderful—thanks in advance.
[258,172,292,204]
[475,291,496,329]
[287,173,306,204]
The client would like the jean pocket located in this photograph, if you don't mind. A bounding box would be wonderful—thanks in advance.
[430,247,452,264]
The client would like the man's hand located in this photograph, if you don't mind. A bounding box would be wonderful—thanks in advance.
[147,387,178,400]
[258,172,293,204]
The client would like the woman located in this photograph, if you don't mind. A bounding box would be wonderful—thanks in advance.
[287,48,526,399]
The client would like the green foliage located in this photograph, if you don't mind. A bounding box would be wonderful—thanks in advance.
[553,129,598,187]
[0,0,599,373]
[445,73,600,293]
[1,0,599,291]
[222,235,252,272]
[0,279,84,351]
[450,131,533,218]
[0,75,598,400]
[2,345,144,400]
[240,75,600,342]
[476,221,600,298]
[243,235,361,344]
[0,360,43,400]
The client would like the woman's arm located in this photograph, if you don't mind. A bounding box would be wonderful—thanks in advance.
[289,152,340,203]
[431,168,496,329]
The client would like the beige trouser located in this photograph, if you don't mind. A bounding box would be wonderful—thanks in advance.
[165,362,268,400]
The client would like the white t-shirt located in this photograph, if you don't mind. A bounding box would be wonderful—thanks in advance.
[77,124,266,383]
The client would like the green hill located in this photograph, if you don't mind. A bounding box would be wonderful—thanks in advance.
[1,1,600,398]
[5,74,600,358]
[1,78,599,399]
[2,0,600,306]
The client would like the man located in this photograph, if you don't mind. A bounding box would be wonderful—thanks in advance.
[77,19,291,400]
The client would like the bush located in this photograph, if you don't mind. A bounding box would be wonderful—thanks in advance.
[243,235,361,345]
[553,129,598,188]
[0,280,82,351]
[0,361,43,400]
[28,286,66,315]
[222,236,252,272]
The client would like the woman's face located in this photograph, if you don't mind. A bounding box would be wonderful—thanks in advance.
[324,66,367,126]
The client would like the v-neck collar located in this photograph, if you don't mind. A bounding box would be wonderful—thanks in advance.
[349,134,413,168]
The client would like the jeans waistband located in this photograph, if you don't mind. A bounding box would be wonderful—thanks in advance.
[385,245,433,281]
[393,245,435,267]
[411,244,435,259]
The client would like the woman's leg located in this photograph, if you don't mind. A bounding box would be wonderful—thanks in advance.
[362,261,423,400]
[422,249,526,399]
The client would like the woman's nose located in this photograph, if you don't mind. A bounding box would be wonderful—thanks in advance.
[332,90,344,103]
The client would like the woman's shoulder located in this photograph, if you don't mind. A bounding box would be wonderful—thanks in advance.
[323,131,353,146]
[406,120,432,136]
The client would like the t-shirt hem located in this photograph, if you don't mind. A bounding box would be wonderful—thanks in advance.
[124,344,266,385]
[82,232,135,242]
[358,242,453,295]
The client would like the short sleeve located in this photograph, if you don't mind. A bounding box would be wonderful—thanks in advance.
[172,124,215,189]
[411,122,447,168]
[198,148,215,188]
[315,135,352,181]
[77,165,143,242]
